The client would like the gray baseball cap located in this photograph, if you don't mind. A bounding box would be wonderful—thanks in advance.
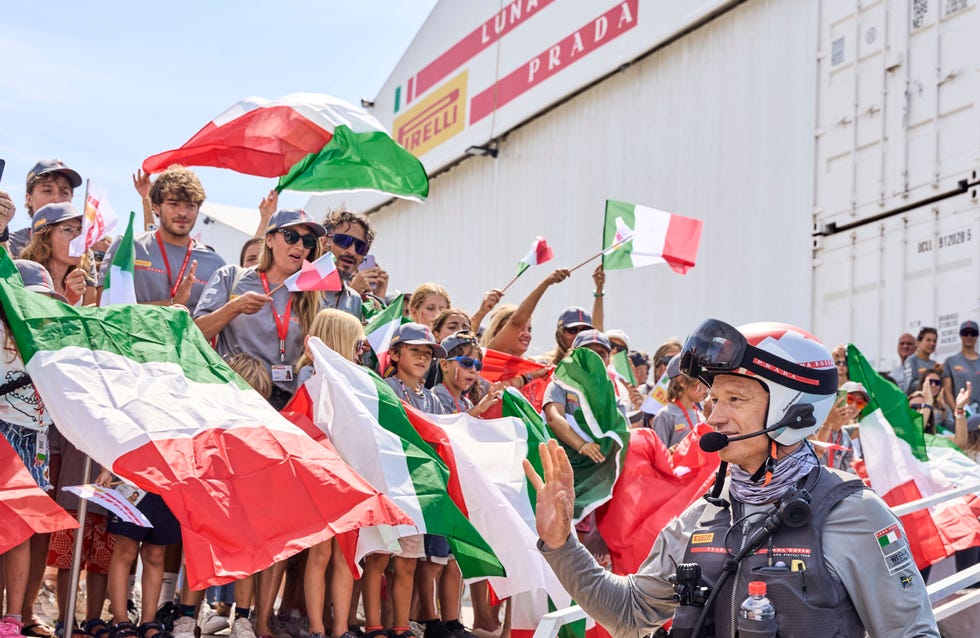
[266,209,326,237]
[26,159,82,190]
[441,331,480,355]
[390,322,447,358]
[15,259,67,302]
[32,202,82,232]
[572,329,611,352]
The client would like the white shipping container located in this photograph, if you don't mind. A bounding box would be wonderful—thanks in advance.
[813,0,979,230]
[811,190,980,370]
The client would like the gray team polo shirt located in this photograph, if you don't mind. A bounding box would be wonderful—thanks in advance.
[943,352,980,407]
[194,265,311,394]
[99,231,226,312]
[324,285,364,322]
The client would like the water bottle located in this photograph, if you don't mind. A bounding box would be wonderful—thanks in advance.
[737,581,777,637]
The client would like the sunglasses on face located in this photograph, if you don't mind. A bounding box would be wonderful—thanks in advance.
[910,403,925,410]
[927,378,941,386]
[962,331,979,338]
[846,395,867,410]
[657,357,673,368]
[834,360,848,367]
[562,325,589,335]
[611,343,627,353]
[447,356,483,371]
[278,228,317,250]
[329,233,370,256]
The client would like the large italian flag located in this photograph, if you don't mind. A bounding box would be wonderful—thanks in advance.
[602,200,703,274]
[295,339,503,578]
[142,93,428,202]
[848,344,980,568]
[0,252,410,588]
[550,348,630,522]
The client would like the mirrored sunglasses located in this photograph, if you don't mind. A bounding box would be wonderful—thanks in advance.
[330,233,370,256]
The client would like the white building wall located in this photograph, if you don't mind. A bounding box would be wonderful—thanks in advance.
[356,0,819,357]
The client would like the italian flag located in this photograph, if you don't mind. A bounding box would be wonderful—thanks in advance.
[608,349,636,386]
[363,294,407,374]
[550,348,630,523]
[296,339,503,578]
[70,179,118,257]
[142,93,428,202]
[283,254,342,292]
[601,200,703,274]
[0,253,410,588]
[0,435,79,554]
[516,236,554,276]
[848,344,980,568]
[100,211,137,307]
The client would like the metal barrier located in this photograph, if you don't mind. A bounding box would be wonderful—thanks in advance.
[531,483,980,637]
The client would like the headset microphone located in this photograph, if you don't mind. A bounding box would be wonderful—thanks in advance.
[699,404,816,453]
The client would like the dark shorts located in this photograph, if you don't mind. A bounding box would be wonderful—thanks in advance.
[423,534,452,565]
[107,492,181,546]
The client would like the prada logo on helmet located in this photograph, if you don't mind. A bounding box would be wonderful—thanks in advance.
[751,357,822,386]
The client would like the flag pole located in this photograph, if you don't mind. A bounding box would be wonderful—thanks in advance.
[500,269,527,294]
[568,236,631,273]
[63,454,92,631]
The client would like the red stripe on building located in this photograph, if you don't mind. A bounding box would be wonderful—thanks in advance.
[413,0,556,98]
[470,0,638,125]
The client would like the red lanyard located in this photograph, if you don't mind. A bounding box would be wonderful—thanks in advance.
[259,272,293,362]
[156,232,193,299]
[675,400,697,430]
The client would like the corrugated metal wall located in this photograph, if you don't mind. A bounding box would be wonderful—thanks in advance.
[361,0,818,357]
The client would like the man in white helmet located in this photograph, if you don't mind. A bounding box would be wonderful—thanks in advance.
[526,319,939,638]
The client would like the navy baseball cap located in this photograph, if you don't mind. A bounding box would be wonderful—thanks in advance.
[572,329,611,352]
[266,209,326,238]
[15,259,67,302]
[390,322,447,358]
[26,159,82,190]
[32,202,82,231]
[960,320,979,336]
[557,306,593,330]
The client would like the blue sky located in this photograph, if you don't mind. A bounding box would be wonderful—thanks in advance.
[0,1,436,230]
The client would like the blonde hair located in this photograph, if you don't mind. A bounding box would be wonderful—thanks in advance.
[482,304,517,346]
[296,309,364,370]
[226,353,273,399]
[258,231,324,335]
[409,283,451,316]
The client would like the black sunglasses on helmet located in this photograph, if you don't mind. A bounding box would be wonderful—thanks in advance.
[679,318,837,395]
[278,228,318,250]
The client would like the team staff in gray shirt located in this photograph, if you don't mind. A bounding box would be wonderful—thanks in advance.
[943,320,979,413]
[98,166,225,311]
[195,210,326,409]
[526,319,939,638]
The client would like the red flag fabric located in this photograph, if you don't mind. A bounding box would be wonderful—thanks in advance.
[595,426,720,575]
[480,349,548,383]
[0,435,79,553]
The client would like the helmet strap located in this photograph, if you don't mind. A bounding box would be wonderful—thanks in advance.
[749,440,778,486]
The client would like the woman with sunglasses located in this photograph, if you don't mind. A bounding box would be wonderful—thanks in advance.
[19,202,95,305]
[194,210,326,409]
[912,367,954,432]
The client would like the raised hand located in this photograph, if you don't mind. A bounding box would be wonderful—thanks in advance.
[523,439,576,550]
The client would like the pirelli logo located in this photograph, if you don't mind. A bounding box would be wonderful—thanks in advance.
[691,533,714,544]
[394,71,468,157]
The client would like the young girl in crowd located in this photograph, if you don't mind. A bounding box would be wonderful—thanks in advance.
[425,310,471,388]
[651,372,707,450]
[432,331,504,417]
[377,324,447,638]
[408,284,451,328]
[914,367,954,432]
[294,309,365,638]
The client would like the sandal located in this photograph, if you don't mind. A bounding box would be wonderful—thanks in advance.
[54,623,90,638]
[108,623,141,638]
[22,623,55,638]
[84,620,110,638]
[136,623,171,638]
